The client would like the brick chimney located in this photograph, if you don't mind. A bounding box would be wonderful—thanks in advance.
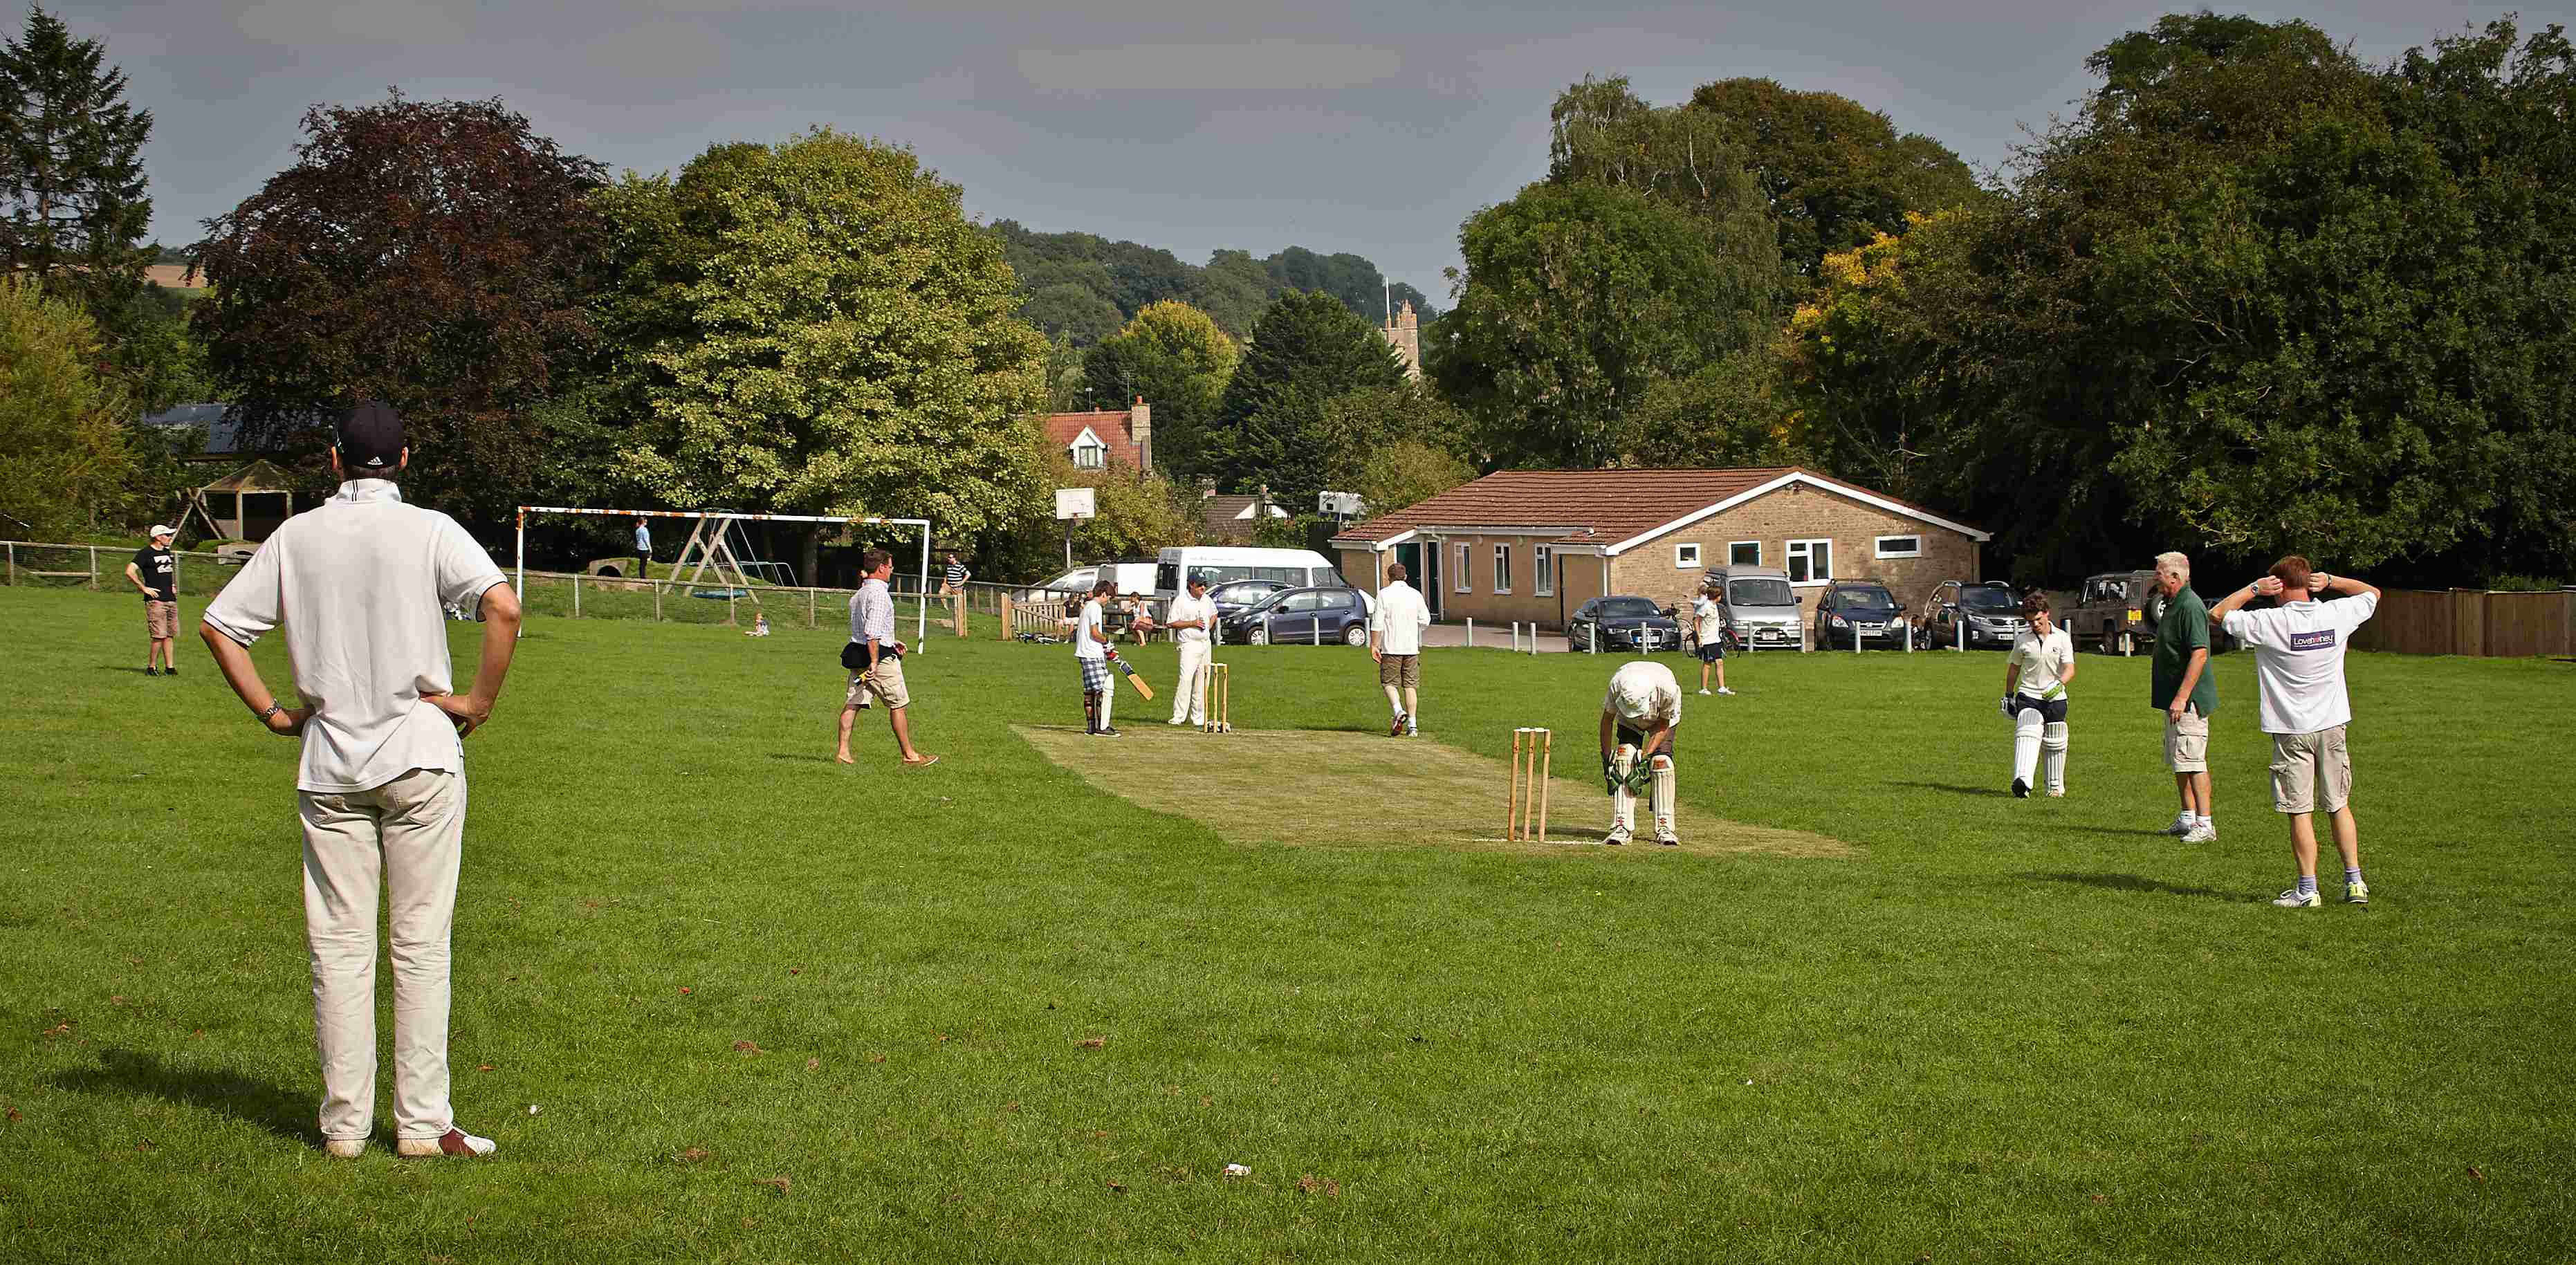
[1130,396,1152,472]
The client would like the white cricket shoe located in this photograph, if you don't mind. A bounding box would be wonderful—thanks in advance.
[2160,812,2193,836]
[1167,717,1186,726]
[2182,822,2216,844]
[324,1138,367,1159]
[1696,688,1712,695]
[1603,823,1633,847]
[1715,687,1735,696]
[2271,887,2321,909]
[1653,824,1680,847]
[397,1126,497,1158]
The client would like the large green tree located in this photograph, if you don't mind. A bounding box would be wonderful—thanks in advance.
[1080,299,1238,479]
[607,129,1047,578]
[0,4,151,309]
[1436,180,1768,469]
[1202,290,1406,510]
[192,93,608,526]
[0,276,132,537]
[1684,77,1986,292]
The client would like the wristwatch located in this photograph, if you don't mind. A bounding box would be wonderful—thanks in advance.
[258,702,286,723]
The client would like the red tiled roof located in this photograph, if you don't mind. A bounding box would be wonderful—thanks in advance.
[1329,467,1986,549]
[1040,409,1145,466]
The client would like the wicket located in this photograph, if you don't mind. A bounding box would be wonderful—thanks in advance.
[1199,662,1232,733]
[1507,726,1552,842]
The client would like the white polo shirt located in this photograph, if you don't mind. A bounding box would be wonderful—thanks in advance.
[202,480,506,793]
[1603,661,1682,730]
[2008,627,2075,700]
[1166,591,1215,644]
[1371,580,1431,655]
[2223,592,2378,734]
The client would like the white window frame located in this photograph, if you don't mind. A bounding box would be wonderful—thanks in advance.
[1874,534,1923,560]
[1728,540,1760,566]
[1072,441,1107,470]
[1453,542,1471,593]
[1492,544,1514,594]
[1785,537,1834,587]
[1533,545,1555,597]
[1674,542,1702,569]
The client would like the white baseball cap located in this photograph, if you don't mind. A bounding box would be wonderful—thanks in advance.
[1611,683,1656,722]
[149,524,176,539]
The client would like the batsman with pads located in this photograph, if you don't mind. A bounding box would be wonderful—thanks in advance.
[1599,660,1684,846]
[2000,591,2076,797]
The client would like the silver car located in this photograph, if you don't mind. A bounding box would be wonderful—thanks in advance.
[1701,565,1803,651]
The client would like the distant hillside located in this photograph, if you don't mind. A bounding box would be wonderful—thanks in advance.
[989,220,1436,345]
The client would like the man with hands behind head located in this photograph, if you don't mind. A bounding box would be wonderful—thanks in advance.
[2207,557,2380,909]
[199,400,521,1161]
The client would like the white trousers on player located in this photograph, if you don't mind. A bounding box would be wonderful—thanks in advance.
[299,768,466,1144]
[1172,640,1211,725]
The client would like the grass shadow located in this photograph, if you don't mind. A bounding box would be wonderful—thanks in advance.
[2016,871,2241,901]
[765,752,836,764]
[2059,824,2181,838]
[96,665,156,674]
[1887,780,2009,798]
[52,1046,311,1145]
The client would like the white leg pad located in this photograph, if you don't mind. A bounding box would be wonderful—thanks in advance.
[2043,721,2068,793]
[1612,744,1637,830]
[1649,754,1675,829]
[1099,687,1114,730]
[2013,709,2043,786]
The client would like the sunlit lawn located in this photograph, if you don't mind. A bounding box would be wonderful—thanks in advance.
[3,584,2570,1262]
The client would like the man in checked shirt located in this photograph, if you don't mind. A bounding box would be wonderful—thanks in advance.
[835,548,939,767]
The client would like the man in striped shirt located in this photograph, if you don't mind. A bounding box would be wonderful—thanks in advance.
[939,553,970,637]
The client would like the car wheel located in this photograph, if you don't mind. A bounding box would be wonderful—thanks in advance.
[1343,622,1368,647]
[1249,626,1269,646]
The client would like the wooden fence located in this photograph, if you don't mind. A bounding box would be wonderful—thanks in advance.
[2345,589,2575,658]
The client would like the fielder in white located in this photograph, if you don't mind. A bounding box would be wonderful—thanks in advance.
[1165,573,1217,726]
[1370,561,1433,735]
[2000,591,2077,798]
[1599,659,1683,846]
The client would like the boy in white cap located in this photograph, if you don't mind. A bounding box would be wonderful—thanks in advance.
[1599,659,1684,846]
[126,524,181,675]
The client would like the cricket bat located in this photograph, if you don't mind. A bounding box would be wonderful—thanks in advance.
[1108,656,1154,699]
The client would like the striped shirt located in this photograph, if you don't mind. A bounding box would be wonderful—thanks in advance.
[943,561,967,587]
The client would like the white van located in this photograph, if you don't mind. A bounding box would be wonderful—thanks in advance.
[1153,546,1347,600]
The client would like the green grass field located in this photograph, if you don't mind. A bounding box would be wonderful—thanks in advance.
[4,584,2572,1262]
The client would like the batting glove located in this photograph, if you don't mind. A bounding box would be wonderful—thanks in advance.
[1601,754,1622,795]
[1999,695,2017,718]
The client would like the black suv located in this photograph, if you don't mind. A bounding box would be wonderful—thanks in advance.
[1920,580,2025,650]
[1814,580,1906,649]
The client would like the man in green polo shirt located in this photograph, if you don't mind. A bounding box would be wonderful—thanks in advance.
[2151,551,2218,842]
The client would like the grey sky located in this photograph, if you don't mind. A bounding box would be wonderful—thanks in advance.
[61,0,2566,301]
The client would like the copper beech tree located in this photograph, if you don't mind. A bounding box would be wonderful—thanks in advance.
[192,93,607,526]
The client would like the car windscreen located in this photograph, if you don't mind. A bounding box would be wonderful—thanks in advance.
[1828,588,1897,611]
[1960,587,2015,610]
[1727,579,1794,607]
[1598,598,1659,619]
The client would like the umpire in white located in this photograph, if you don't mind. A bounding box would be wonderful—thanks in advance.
[199,401,522,1159]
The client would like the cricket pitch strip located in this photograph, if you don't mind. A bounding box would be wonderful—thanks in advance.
[1012,725,1855,858]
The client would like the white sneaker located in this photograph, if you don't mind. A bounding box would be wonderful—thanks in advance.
[1603,823,1633,847]
[1696,688,1712,695]
[397,1126,497,1158]
[2271,887,2321,909]
[1653,823,1680,847]
[2046,785,2066,798]
[1715,687,1735,696]
[1166,717,1186,726]
[2160,813,2193,836]
[324,1138,367,1159]
[2181,823,2216,844]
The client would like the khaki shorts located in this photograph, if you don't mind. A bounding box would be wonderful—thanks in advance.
[847,655,910,710]
[2164,708,2209,773]
[1377,653,1419,688]
[145,599,178,639]
[2270,726,2352,815]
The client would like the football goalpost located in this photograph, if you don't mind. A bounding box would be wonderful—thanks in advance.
[513,506,935,645]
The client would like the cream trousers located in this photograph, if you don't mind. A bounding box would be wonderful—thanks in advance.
[299,767,465,1142]
[1172,640,1211,724]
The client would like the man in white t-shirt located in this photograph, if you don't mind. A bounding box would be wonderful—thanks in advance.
[2209,555,2381,909]
[2000,591,2077,798]
[1165,574,1217,726]
[1370,562,1433,735]
[197,400,519,1161]
[1075,580,1121,736]
[1689,582,1733,696]
[1599,659,1683,846]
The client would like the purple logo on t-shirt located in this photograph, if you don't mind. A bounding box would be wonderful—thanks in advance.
[2288,629,2337,651]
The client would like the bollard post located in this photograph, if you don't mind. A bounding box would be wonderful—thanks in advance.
[654,580,663,622]
[1958,618,1965,653]
[1466,618,1473,649]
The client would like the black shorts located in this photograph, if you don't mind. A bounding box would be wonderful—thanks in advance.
[1617,724,1676,760]
[2013,695,2069,724]
[1696,640,1724,663]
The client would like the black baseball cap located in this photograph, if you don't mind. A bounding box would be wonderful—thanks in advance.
[334,399,405,472]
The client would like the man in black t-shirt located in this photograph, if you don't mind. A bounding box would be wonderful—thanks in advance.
[125,524,181,676]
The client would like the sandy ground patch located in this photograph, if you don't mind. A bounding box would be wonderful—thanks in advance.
[1013,724,1853,858]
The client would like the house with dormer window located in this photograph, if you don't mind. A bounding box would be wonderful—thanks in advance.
[1039,398,1152,472]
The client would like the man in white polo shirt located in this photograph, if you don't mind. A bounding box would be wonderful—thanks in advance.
[2208,555,2380,909]
[199,400,522,1159]
[1370,561,1433,736]
[1164,573,1217,727]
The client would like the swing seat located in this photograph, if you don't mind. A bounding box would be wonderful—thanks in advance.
[691,588,753,600]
